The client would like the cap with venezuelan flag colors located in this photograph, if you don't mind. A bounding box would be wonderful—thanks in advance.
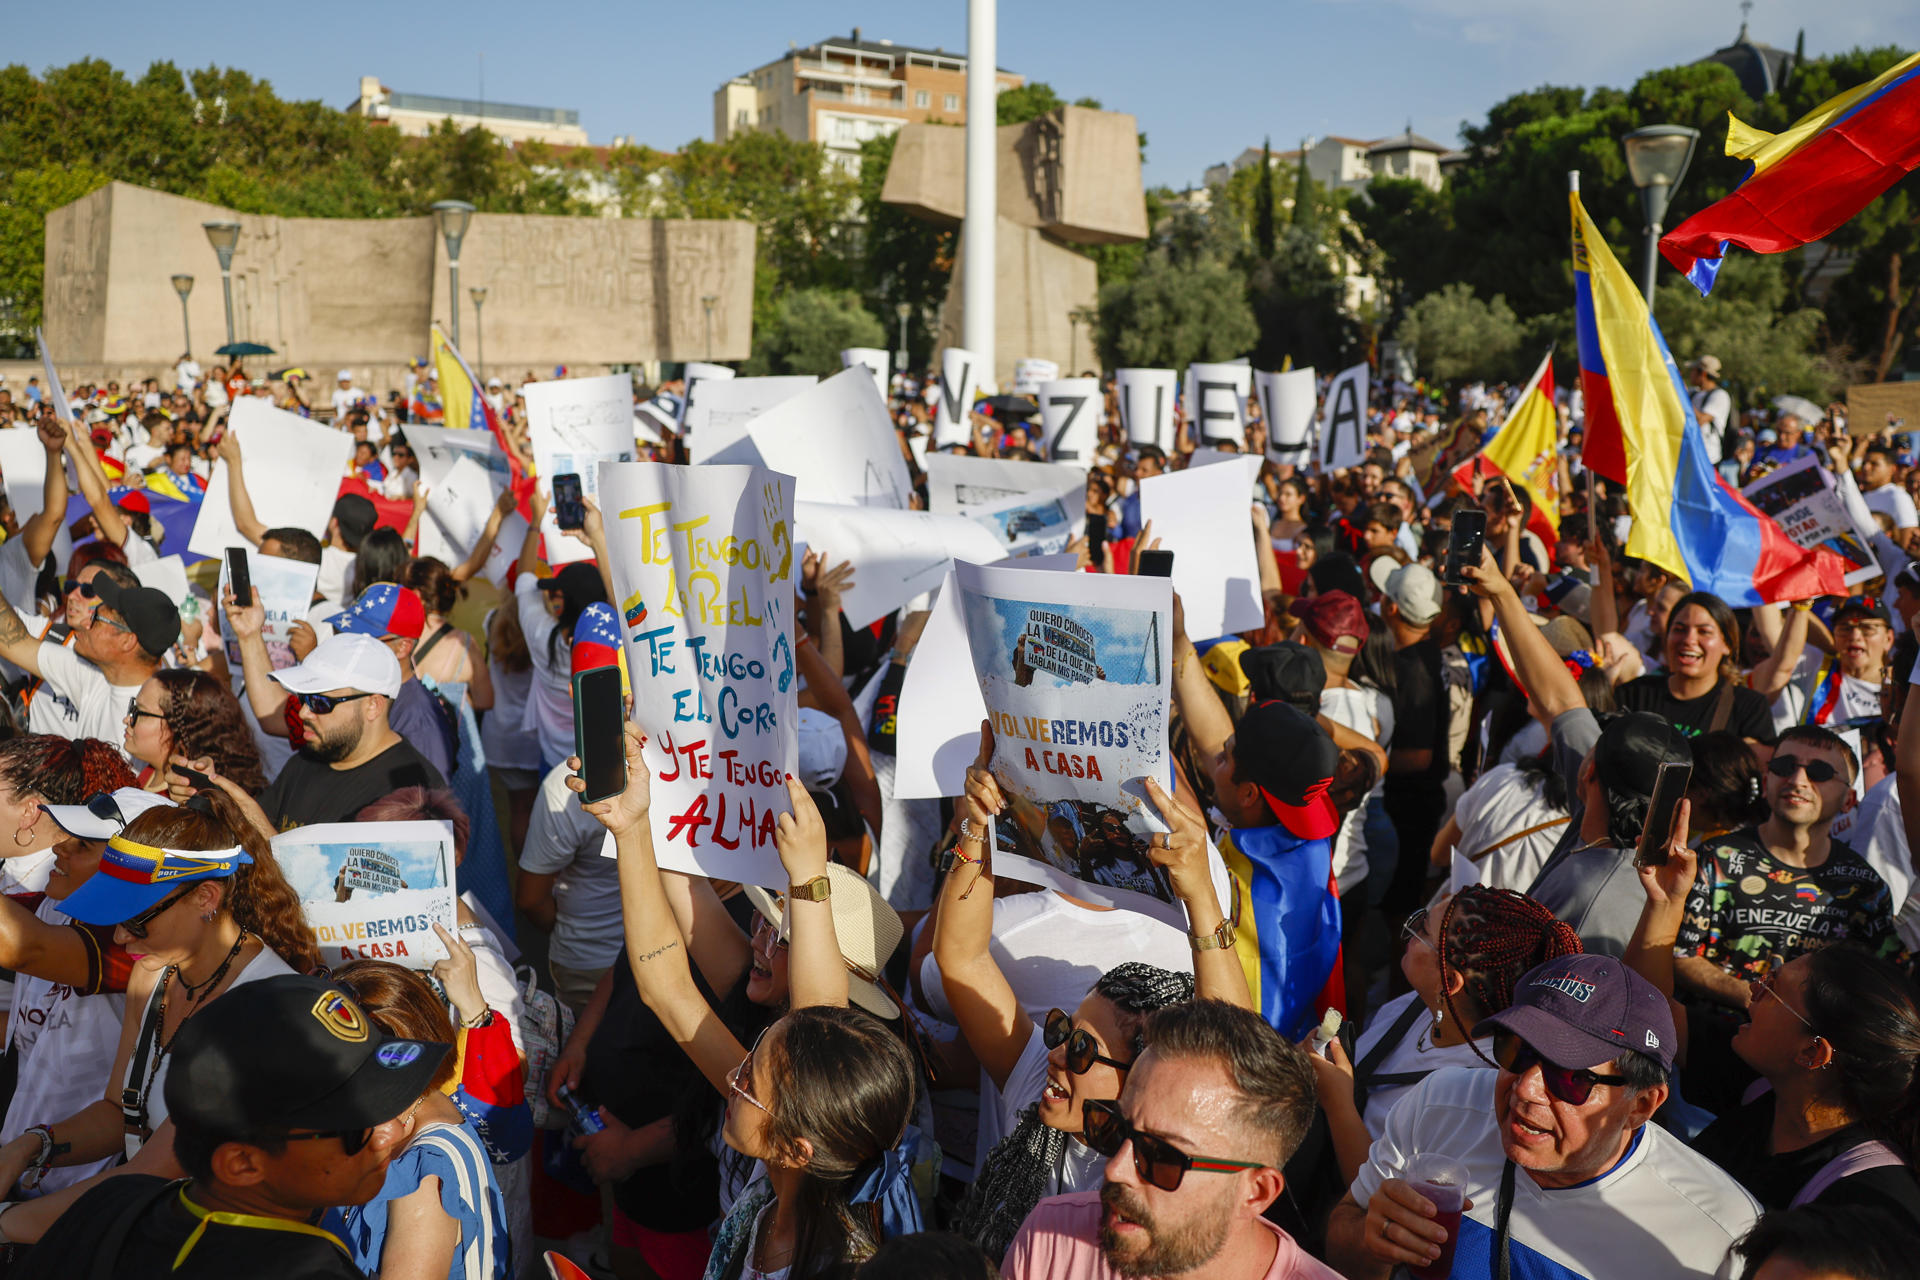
[61,832,253,927]
[571,601,630,697]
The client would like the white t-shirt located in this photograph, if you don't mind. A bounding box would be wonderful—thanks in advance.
[481,662,540,772]
[519,763,623,971]
[977,1021,1105,1191]
[1773,649,1882,732]
[1691,386,1732,462]
[515,573,575,770]
[315,544,355,611]
[174,360,201,392]
[1452,763,1570,893]
[1863,483,1919,530]
[29,643,145,756]
[123,444,163,473]
[1320,682,1389,893]
[1351,1068,1757,1280]
[332,386,369,419]
[1349,991,1489,1137]
[916,890,1194,1028]
[1849,774,1915,934]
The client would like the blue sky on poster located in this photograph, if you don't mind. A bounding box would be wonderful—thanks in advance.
[10,0,1916,188]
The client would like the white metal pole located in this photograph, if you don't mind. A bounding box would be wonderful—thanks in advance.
[964,0,997,388]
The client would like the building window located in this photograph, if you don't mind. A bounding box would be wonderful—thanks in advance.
[915,89,930,108]
[737,109,750,127]
[944,93,959,112]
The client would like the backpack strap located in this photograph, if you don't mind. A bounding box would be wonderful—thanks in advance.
[1351,997,1431,1120]
[1791,1139,1907,1208]
[1465,816,1572,863]
[1708,679,1737,734]
[86,1178,180,1280]
[413,623,453,668]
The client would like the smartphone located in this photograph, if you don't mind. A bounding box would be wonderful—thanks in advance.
[552,473,585,531]
[1139,549,1176,578]
[1635,760,1692,869]
[171,763,214,793]
[571,666,627,804]
[1444,509,1487,586]
[225,547,252,609]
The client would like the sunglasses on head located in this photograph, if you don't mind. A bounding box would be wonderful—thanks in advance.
[1767,753,1841,783]
[1080,1100,1266,1192]
[295,691,373,715]
[1491,1030,1628,1106]
[121,884,195,941]
[282,1126,375,1156]
[1044,1008,1133,1076]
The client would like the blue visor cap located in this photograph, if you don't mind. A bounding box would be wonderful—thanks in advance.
[59,834,254,927]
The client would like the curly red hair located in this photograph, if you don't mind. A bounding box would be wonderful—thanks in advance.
[0,736,136,803]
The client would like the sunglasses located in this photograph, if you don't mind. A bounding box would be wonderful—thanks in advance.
[62,579,99,598]
[1491,1031,1628,1106]
[282,1126,375,1156]
[126,698,166,726]
[121,884,195,941]
[90,607,133,636]
[1080,1100,1265,1192]
[85,793,127,825]
[728,1029,771,1115]
[1767,753,1841,784]
[1400,906,1438,954]
[1044,1008,1134,1076]
[295,691,374,715]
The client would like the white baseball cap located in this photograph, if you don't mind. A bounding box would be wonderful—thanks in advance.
[270,633,402,699]
[487,377,503,388]
[337,369,354,381]
[44,787,174,840]
[796,707,848,790]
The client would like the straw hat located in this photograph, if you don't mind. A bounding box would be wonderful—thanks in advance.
[744,863,904,1020]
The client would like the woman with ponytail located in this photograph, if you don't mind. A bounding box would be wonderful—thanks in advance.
[0,788,320,1246]
[0,736,135,893]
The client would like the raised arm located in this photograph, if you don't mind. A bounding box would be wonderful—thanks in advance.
[0,558,46,677]
[214,428,268,548]
[1627,807,1696,1065]
[449,488,516,584]
[1747,603,1812,697]
[63,422,129,550]
[1460,544,1583,718]
[803,553,851,682]
[221,586,290,733]
[773,780,847,1011]
[795,625,883,855]
[18,419,69,570]
[1169,583,1234,776]
[1142,775,1251,1010]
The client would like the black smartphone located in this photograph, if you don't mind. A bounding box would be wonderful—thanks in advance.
[1636,760,1692,869]
[1139,549,1176,578]
[170,763,214,792]
[1444,509,1487,586]
[571,666,627,804]
[226,546,252,608]
[552,473,586,531]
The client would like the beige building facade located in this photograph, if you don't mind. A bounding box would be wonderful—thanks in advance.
[715,30,1022,172]
[347,76,590,147]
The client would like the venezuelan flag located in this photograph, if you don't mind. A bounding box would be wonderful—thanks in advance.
[1572,189,1847,605]
[1663,52,1920,294]
[432,326,523,487]
[1452,348,1563,542]
[1220,824,1343,1041]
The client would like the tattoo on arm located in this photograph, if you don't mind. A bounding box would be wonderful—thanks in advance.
[635,940,680,964]
[0,605,29,649]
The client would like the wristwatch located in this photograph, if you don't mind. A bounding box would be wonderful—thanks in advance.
[788,874,833,903]
[1189,919,1237,953]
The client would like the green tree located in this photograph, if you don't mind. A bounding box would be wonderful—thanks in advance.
[743,287,887,377]
[1095,207,1257,368]
[0,163,112,333]
[1395,283,1523,381]
[996,82,1102,126]
[1253,139,1276,259]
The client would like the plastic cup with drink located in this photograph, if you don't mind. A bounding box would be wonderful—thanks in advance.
[1404,1152,1468,1280]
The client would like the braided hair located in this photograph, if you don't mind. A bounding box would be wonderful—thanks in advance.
[951,963,1195,1263]
[1437,888,1582,1041]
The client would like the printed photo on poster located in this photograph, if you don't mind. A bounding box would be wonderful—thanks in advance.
[1743,454,1880,587]
[959,490,1075,559]
[276,821,458,969]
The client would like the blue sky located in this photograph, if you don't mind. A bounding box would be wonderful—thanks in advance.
[12,1,1916,188]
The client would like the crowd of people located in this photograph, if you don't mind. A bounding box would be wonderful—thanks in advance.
[0,345,1910,1280]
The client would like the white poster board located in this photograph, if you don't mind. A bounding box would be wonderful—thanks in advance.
[1185,362,1252,450]
[404,423,508,488]
[1139,456,1266,639]
[278,820,458,968]
[191,399,354,559]
[1037,378,1101,466]
[841,348,890,405]
[525,373,637,563]
[1742,454,1881,587]
[0,428,53,527]
[134,554,191,609]
[1116,368,1177,451]
[794,502,1006,630]
[217,550,320,669]
[1013,357,1060,398]
[958,490,1077,559]
[924,455,1086,519]
[34,328,73,427]
[688,376,819,467]
[1319,362,1370,471]
[932,347,981,450]
[747,368,911,510]
[597,461,798,887]
[678,362,734,428]
[1256,367,1317,466]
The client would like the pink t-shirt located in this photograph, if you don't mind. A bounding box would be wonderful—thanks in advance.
[1001,1189,1341,1280]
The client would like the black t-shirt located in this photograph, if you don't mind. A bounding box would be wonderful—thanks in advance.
[13,1175,361,1280]
[259,739,448,830]
[1387,638,1448,787]
[1691,1092,1920,1228]
[1616,675,1778,743]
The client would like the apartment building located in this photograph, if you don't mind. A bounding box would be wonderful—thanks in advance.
[347,75,589,147]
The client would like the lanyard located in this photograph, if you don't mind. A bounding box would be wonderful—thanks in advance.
[1493,1159,1517,1280]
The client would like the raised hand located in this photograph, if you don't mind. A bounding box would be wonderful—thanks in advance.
[773,775,829,885]
[569,722,652,836]
[1140,774,1210,899]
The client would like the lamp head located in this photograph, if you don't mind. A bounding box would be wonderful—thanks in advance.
[201,221,241,269]
[1621,125,1700,225]
[430,200,476,258]
[469,286,488,305]
[895,302,913,321]
[171,274,194,299]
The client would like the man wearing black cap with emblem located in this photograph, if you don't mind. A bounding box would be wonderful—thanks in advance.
[7,973,447,1278]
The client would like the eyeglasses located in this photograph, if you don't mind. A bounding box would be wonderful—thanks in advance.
[120,884,196,940]
[752,912,789,952]
[1080,1100,1266,1192]
[1400,906,1439,954]
[1753,968,1822,1040]
[1491,1031,1629,1106]
[295,691,373,715]
[1044,1008,1134,1076]
[727,1029,771,1115]
[282,1126,375,1156]
[1767,753,1841,784]
[126,698,166,727]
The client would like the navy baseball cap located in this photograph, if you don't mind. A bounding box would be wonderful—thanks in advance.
[1476,954,1676,1073]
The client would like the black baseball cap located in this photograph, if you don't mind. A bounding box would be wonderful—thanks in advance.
[1477,954,1676,1073]
[87,578,181,658]
[1591,711,1691,801]
[1240,642,1326,714]
[1230,700,1339,840]
[1834,598,1892,627]
[331,493,379,549]
[165,974,449,1135]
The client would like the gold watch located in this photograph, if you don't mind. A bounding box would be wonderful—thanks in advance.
[788,874,833,903]
[1190,919,1236,952]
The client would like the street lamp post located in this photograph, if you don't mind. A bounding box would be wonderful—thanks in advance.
[701,295,718,362]
[430,200,476,348]
[469,287,488,380]
[1620,124,1701,311]
[170,275,194,358]
[1068,305,1098,374]
[201,221,241,350]
[894,302,912,373]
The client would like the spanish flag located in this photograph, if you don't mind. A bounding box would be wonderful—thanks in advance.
[1662,51,1920,294]
[1572,188,1847,605]
[431,326,522,488]
[1452,348,1562,543]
